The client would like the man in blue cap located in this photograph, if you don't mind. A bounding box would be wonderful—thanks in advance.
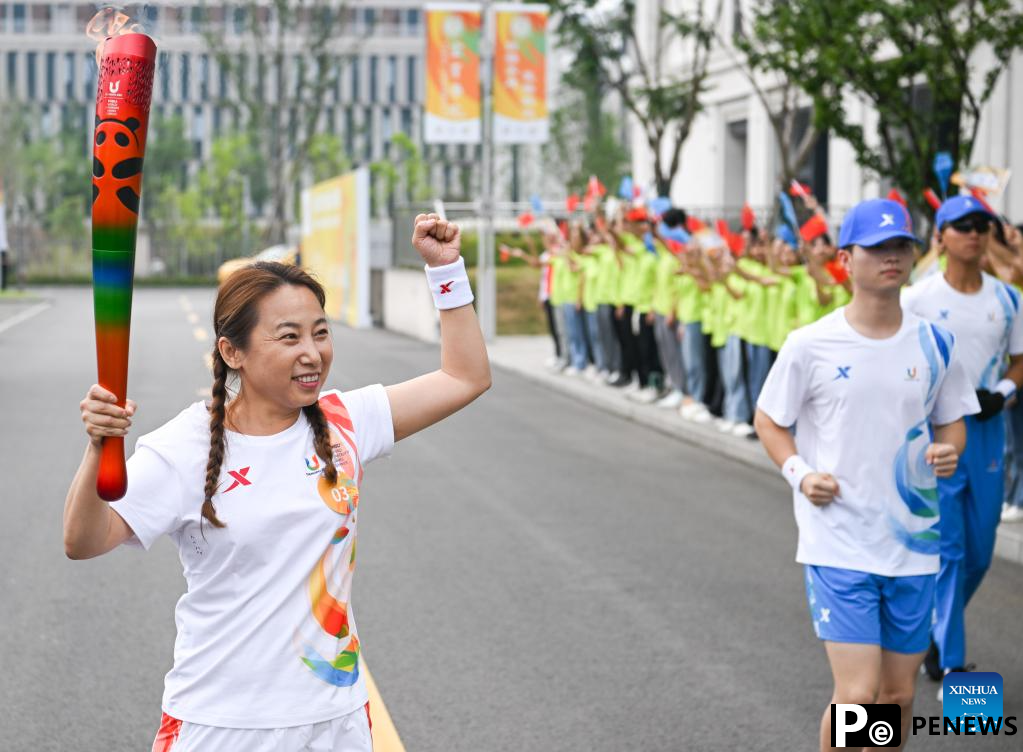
[902,195,1023,697]
[754,198,978,750]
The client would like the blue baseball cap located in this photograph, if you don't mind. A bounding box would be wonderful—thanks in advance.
[935,195,995,229]
[838,198,918,249]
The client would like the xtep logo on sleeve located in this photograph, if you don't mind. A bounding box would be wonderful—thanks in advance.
[223,466,252,492]
[834,366,852,380]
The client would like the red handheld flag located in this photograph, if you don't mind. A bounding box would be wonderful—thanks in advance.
[886,188,907,208]
[923,188,942,211]
[499,248,510,263]
[517,212,534,228]
[799,214,829,243]
[686,216,706,233]
[968,187,998,216]
[715,219,731,239]
[566,194,580,212]
[825,259,849,285]
[741,203,756,231]
[789,180,812,198]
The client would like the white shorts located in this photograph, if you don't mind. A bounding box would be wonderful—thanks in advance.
[152,703,373,752]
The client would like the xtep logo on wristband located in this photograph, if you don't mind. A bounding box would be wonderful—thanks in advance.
[439,281,454,294]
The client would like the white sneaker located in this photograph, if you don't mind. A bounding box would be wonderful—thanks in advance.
[605,370,621,384]
[679,401,699,419]
[731,422,755,438]
[1002,505,1023,522]
[630,386,658,404]
[656,390,684,409]
[716,419,736,433]
[563,366,581,377]
[622,380,641,394]
[686,405,714,424]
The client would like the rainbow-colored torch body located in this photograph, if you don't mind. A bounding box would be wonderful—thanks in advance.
[91,33,156,500]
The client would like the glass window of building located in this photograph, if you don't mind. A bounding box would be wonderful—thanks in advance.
[181,53,190,100]
[362,8,376,35]
[345,108,354,155]
[64,52,75,100]
[406,9,420,36]
[6,52,17,94]
[193,106,205,158]
[233,7,246,34]
[400,106,412,135]
[46,52,56,100]
[199,55,209,99]
[351,57,360,102]
[0,6,7,34]
[26,51,36,99]
[387,56,397,103]
[83,53,96,101]
[159,52,171,101]
[369,57,378,103]
[13,4,26,33]
[31,4,51,33]
[407,56,417,102]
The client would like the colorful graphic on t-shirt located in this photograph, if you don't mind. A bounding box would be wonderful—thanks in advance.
[294,392,364,688]
[890,322,953,555]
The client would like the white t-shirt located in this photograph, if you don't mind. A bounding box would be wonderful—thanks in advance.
[109,386,394,728]
[757,308,978,577]
[902,272,1023,390]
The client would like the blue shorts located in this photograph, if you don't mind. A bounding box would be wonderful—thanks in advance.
[803,565,934,654]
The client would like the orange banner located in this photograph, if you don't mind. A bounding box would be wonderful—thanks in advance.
[424,3,482,144]
[493,4,548,144]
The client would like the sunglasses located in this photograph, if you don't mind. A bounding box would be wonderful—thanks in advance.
[947,216,992,234]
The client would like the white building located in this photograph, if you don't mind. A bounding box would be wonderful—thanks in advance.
[630,0,1023,223]
[0,0,493,213]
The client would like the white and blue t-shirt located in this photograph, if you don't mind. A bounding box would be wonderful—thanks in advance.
[757,308,979,577]
[902,272,1023,390]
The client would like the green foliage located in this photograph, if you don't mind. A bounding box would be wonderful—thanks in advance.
[549,0,721,194]
[744,0,1023,218]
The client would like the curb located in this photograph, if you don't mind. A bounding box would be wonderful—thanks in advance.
[486,342,1023,568]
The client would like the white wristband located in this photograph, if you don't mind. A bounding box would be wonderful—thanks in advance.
[995,378,1016,400]
[425,257,474,310]
[782,455,815,493]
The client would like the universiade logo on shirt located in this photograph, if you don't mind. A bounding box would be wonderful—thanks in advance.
[305,454,322,475]
[910,671,1018,738]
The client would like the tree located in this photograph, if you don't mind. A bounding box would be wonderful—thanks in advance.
[549,0,723,195]
[545,96,629,194]
[202,1,357,244]
[745,0,1023,220]
[725,11,821,206]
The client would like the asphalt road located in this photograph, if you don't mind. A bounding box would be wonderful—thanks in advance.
[2,287,1021,751]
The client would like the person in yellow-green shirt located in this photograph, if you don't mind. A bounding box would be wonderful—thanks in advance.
[557,223,589,375]
[576,226,611,376]
[649,209,689,409]
[606,208,661,391]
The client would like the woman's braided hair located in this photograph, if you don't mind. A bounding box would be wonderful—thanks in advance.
[202,261,337,528]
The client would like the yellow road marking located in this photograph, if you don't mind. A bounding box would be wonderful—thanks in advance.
[363,661,406,752]
[193,327,209,342]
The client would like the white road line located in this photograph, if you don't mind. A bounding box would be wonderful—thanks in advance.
[0,302,52,335]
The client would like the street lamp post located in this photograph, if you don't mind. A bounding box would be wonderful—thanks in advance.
[477,0,497,342]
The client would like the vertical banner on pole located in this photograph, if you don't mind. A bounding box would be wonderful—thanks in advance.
[493,3,548,144]
[300,167,371,328]
[424,3,482,144]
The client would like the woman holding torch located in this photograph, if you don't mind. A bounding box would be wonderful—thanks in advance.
[64,214,490,750]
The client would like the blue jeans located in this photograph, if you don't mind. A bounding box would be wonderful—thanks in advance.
[561,304,588,370]
[745,342,773,409]
[584,310,606,371]
[717,335,750,423]
[681,321,706,403]
[1004,397,1023,508]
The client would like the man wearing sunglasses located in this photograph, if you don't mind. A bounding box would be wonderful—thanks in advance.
[902,195,1023,697]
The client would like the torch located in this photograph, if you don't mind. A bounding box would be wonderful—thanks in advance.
[91,31,157,500]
